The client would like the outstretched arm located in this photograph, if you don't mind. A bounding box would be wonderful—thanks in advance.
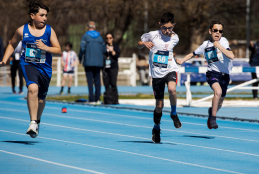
[137,40,154,49]
[176,53,194,65]
[0,26,23,66]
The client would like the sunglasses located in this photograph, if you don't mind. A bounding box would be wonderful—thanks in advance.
[161,26,174,31]
[212,29,223,33]
[106,37,113,39]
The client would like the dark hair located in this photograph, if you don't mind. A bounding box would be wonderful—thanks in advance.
[209,21,224,29]
[160,12,174,24]
[105,32,114,45]
[138,53,146,60]
[105,32,114,38]
[65,42,73,49]
[29,0,49,15]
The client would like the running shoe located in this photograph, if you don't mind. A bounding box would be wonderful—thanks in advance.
[26,121,39,138]
[207,107,218,129]
[207,107,212,129]
[170,114,182,128]
[152,128,161,143]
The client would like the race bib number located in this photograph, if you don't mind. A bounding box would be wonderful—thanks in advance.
[25,43,46,63]
[153,51,169,68]
[205,47,219,64]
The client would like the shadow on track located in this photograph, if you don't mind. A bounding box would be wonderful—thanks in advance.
[1,141,41,145]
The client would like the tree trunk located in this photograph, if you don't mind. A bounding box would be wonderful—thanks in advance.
[189,27,208,52]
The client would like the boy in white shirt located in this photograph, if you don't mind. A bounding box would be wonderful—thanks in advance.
[137,12,182,143]
[177,21,234,129]
[60,42,78,94]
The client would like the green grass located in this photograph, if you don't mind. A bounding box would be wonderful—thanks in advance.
[46,93,256,102]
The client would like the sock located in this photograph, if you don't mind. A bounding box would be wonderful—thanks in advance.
[68,87,71,92]
[171,105,177,115]
[36,120,41,124]
[153,124,160,130]
[210,116,217,126]
[60,86,64,92]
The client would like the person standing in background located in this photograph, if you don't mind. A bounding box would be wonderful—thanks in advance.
[102,33,120,104]
[136,54,149,85]
[249,34,259,100]
[79,21,106,104]
[10,41,24,94]
[59,42,78,94]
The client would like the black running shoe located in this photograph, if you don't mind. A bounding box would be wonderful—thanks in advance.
[207,107,212,129]
[170,114,182,129]
[152,128,161,143]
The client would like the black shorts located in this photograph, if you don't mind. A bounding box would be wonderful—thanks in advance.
[63,70,74,76]
[206,70,230,97]
[21,64,50,100]
[152,71,177,99]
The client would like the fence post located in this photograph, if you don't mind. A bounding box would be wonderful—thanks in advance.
[56,57,61,87]
[130,53,137,87]
[185,73,192,106]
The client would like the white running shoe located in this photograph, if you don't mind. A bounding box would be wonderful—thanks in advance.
[26,121,39,138]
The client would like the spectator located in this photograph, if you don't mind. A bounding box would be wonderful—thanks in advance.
[59,42,78,94]
[0,36,3,62]
[10,41,23,94]
[102,33,120,104]
[249,34,259,100]
[192,55,202,66]
[79,21,106,104]
[136,53,149,85]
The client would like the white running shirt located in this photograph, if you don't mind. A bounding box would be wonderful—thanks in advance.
[141,30,179,78]
[62,51,78,72]
[194,37,233,74]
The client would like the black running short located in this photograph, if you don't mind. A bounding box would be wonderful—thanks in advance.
[21,64,50,100]
[206,70,230,97]
[152,71,177,100]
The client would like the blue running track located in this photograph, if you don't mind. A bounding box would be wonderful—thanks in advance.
[0,88,259,174]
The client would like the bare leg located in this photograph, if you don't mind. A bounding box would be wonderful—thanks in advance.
[217,97,225,112]
[168,81,177,106]
[61,74,68,87]
[37,99,46,121]
[27,84,39,121]
[168,81,182,128]
[211,83,222,117]
[68,75,73,87]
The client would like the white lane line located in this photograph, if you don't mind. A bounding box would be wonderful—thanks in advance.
[0,149,105,174]
[1,107,259,144]
[1,117,259,158]
[0,102,258,133]
[0,130,244,174]
[1,101,259,133]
